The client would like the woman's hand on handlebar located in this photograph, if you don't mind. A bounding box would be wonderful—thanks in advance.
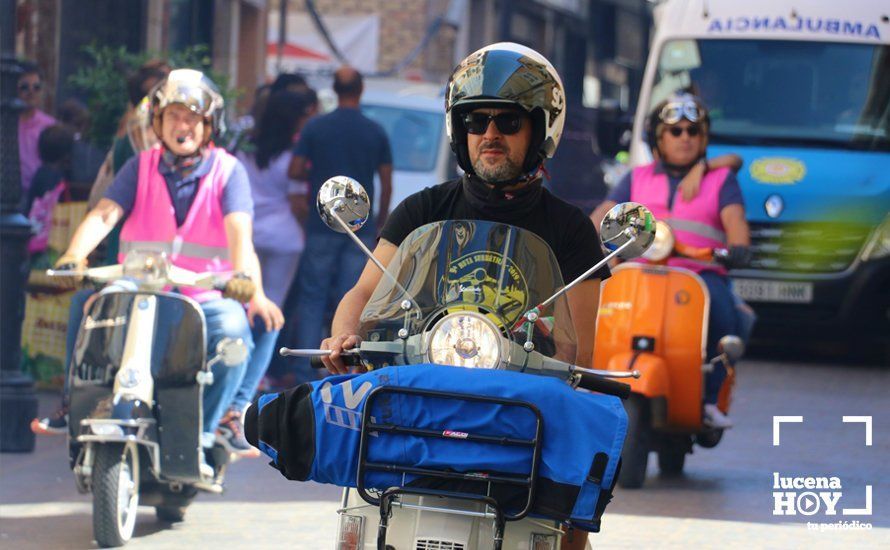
[52,253,87,289]
[320,333,364,375]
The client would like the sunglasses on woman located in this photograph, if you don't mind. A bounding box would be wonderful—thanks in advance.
[667,125,701,137]
[462,111,524,135]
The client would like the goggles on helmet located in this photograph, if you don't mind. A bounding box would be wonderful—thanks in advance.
[659,99,704,125]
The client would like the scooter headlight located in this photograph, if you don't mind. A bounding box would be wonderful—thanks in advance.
[122,250,169,285]
[641,220,675,262]
[427,312,503,369]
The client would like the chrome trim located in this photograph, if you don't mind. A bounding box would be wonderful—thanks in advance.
[391,500,498,520]
[77,419,160,477]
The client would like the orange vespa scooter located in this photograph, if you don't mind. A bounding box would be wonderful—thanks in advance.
[594,219,744,489]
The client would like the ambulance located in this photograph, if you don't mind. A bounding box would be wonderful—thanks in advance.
[630,0,890,355]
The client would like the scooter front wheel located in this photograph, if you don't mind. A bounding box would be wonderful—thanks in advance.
[92,443,140,547]
[618,395,650,489]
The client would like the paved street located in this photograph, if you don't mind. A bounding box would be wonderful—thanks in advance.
[2,357,888,549]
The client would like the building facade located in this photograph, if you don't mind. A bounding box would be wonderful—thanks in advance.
[14,0,268,115]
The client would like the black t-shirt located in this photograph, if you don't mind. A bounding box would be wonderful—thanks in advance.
[380,177,611,283]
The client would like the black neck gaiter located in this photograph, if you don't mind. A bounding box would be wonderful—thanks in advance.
[461,174,544,221]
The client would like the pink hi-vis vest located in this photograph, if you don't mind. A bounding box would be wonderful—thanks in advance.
[630,162,729,275]
[119,147,236,301]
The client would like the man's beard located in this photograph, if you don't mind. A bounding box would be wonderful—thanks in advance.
[472,143,523,183]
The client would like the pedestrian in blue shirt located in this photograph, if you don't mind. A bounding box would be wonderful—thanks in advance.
[284,66,393,381]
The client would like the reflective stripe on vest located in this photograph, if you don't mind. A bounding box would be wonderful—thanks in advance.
[667,218,727,243]
[119,239,230,261]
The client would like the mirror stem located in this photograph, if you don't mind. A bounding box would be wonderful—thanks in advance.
[331,207,388,273]
[537,232,638,311]
[330,207,420,316]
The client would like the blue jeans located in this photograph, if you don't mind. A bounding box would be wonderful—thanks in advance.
[699,270,756,404]
[64,290,253,445]
[200,298,253,442]
[230,318,279,412]
[288,231,373,381]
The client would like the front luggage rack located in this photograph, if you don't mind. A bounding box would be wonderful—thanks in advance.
[355,385,544,550]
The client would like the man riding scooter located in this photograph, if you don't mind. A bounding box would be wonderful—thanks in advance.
[313,42,611,550]
[33,69,279,460]
[591,93,754,428]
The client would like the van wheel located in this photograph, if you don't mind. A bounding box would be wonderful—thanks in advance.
[618,395,650,489]
[93,443,139,547]
[658,448,686,476]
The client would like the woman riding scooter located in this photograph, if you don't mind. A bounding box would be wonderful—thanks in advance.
[591,93,755,428]
[33,69,281,452]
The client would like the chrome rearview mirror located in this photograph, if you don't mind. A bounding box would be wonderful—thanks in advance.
[717,335,745,363]
[317,176,370,234]
[599,202,657,260]
[315,176,419,315]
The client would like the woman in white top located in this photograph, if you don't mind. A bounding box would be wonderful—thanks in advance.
[237,91,309,307]
[228,91,309,436]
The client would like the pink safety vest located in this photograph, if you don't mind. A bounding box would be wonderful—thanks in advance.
[119,146,236,301]
[630,162,729,275]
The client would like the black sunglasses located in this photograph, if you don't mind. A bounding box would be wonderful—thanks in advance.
[462,111,524,135]
[667,125,701,137]
[18,82,42,92]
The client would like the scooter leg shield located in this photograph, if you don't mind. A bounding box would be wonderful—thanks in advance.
[606,353,670,398]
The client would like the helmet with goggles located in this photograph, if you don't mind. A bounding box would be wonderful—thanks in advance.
[646,92,710,155]
[149,69,225,146]
[445,42,566,177]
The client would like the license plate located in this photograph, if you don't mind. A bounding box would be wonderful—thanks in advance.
[732,279,813,303]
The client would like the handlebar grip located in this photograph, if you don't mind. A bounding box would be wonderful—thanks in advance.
[576,372,632,400]
[309,353,363,369]
[713,248,730,266]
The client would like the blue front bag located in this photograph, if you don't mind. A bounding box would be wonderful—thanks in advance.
[251,364,627,531]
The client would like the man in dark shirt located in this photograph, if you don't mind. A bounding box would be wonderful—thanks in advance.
[320,43,608,550]
[286,67,393,378]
